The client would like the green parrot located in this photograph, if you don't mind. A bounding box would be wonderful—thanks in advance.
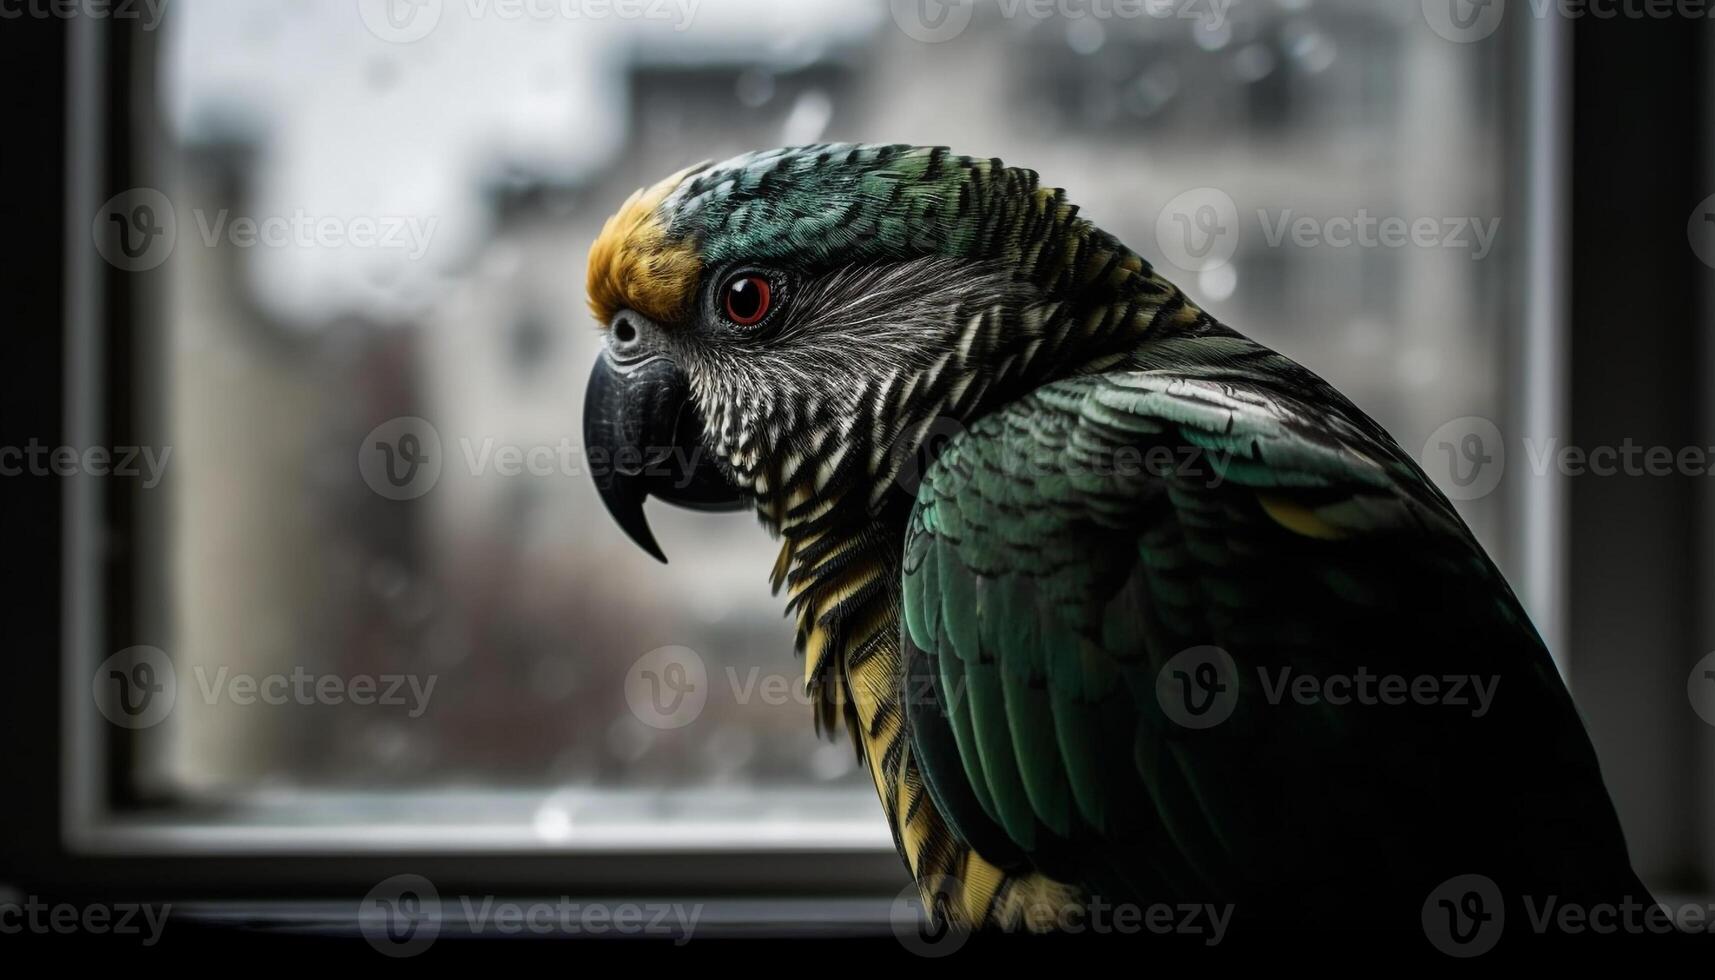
[581,144,1649,932]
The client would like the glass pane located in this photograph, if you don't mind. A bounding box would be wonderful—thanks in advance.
[143,0,1512,837]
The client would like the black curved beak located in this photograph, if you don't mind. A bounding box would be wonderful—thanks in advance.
[583,343,746,563]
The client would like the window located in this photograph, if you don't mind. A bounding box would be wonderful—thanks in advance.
[63,0,1568,889]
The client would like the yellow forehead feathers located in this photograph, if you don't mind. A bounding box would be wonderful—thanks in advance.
[586,165,704,327]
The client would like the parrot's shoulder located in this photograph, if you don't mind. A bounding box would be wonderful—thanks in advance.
[911,337,1470,551]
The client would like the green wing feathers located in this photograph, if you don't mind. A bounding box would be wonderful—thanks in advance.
[900,356,1641,923]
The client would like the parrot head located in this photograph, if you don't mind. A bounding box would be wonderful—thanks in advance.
[582,143,1173,561]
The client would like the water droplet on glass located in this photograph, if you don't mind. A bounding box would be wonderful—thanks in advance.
[533,791,579,843]
[809,742,854,781]
[1232,43,1278,83]
[607,717,654,763]
[735,70,775,108]
[780,89,833,146]
[1199,262,1239,302]
[1194,20,1233,52]
[1066,19,1105,56]
[1124,65,1180,118]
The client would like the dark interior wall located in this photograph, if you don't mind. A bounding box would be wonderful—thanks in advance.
[1704,9,1715,906]
[0,16,68,890]
[1569,17,1710,892]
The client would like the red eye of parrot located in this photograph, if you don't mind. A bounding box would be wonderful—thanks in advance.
[722,274,770,326]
